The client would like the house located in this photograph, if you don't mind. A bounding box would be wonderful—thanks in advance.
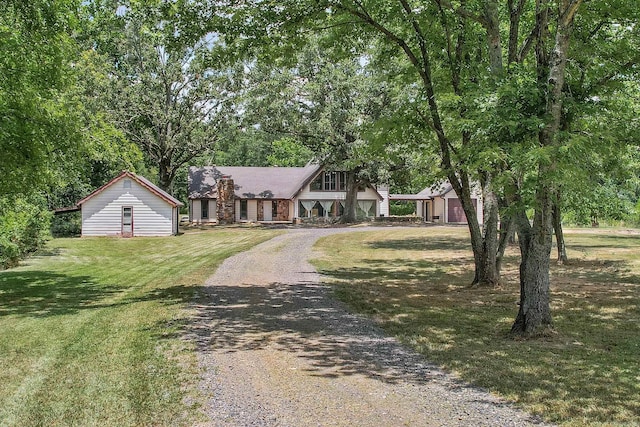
[188,165,385,223]
[77,171,183,237]
[389,181,483,224]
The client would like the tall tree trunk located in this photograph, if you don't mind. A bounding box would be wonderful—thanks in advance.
[339,170,358,223]
[511,202,554,336]
[553,196,568,264]
[471,180,500,286]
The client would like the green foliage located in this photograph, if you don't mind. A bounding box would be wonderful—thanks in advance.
[0,196,51,269]
[0,0,83,195]
[240,38,396,184]
[266,138,314,167]
[50,212,81,238]
[389,201,417,216]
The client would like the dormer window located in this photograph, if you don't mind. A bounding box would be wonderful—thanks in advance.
[310,171,347,191]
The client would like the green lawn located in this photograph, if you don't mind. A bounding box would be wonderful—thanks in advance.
[0,228,279,426]
[312,227,640,427]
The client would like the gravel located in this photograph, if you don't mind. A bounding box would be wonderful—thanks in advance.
[187,227,552,427]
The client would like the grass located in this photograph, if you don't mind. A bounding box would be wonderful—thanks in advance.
[0,228,279,426]
[312,226,640,427]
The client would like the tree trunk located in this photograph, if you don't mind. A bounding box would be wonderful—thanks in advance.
[158,159,174,194]
[511,203,554,336]
[496,214,515,275]
[472,180,500,286]
[339,170,358,223]
[450,173,500,287]
[553,197,568,264]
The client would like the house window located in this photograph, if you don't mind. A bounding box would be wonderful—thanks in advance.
[310,175,323,191]
[201,200,208,219]
[240,200,248,220]
[323,172,335,190]
[337,172,346,191]
[299,200,338,218]
[272,201,278,219]
[123,179,132,189]
[310,171,348,192]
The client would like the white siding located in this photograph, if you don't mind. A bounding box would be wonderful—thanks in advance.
[433,198,446,223]
[378,188,389,217]
[192,200,201,222]
[82,179,176,236]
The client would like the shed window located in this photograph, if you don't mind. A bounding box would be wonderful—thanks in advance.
[201,200,208,219]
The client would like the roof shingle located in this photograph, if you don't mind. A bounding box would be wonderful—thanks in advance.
[188,165,322,200]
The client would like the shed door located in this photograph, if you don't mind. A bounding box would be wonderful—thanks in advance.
[447,198,476,223]
[122,206,133,236]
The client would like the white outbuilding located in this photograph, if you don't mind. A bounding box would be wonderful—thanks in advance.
[77,171,183,237]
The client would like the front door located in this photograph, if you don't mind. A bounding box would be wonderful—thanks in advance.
[122,206,133,236]
[263,201,273,221]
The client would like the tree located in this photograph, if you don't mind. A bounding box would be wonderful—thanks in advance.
[267,138,314,167]
[85,1,238,194]
[0,0,83,195]
[0,0,86,267]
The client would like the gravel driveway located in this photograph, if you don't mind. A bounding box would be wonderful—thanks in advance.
[189,228,550,426]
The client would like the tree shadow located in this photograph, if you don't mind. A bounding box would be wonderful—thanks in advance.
[368,237,471,252]
[0,270,123,317]
[186,280,483,390]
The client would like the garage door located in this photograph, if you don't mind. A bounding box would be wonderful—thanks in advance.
[447,198,476,223]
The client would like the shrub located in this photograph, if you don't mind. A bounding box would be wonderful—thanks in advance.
[0,196,52,269]
[389,201,416,216]
[50,211,81,237]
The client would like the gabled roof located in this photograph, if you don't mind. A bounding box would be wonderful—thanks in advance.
[188,164,322,200]
[77,171,183,207]
[417,181,454,198]
[390,181,454,201]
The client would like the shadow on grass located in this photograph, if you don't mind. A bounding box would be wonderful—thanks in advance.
[0,266,202,320]
[368,236,471,252]
[0,270,123,317]
[312,250,640,424]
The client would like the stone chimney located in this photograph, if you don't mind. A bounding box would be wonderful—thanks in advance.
[217,176,235,224]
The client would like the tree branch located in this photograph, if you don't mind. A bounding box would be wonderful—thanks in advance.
[433,0,489,28]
